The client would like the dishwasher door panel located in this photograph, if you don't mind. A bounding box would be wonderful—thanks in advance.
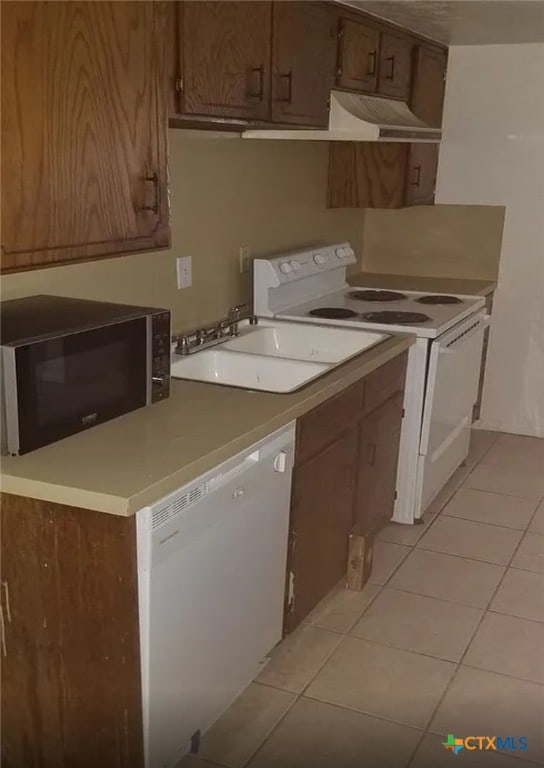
[138,423,295,768]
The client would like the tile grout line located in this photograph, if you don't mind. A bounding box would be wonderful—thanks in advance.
[195,435,543,768]
[413,450,544,754]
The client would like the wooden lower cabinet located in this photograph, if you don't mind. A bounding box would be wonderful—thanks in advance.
[285,352,408,632]
[354,392,404,535]
[473,292,494,422]
[285,428,359,633]
[0,495,143,768]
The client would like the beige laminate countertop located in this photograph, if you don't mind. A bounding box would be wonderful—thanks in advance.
[349,272,496,298]
[0,335,413,517]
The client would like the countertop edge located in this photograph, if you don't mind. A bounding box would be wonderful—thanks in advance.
[1,336,414,517]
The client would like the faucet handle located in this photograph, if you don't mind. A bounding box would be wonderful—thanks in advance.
[228,303,251,321]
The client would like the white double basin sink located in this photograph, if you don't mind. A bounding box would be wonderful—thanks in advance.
[171,319,388,393]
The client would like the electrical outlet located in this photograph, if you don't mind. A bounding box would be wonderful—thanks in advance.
[239,246,251,274]
[176,256,192,289]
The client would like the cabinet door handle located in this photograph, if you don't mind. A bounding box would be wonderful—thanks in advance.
[141,173,160,214]
[410,165,422,187]
[277,71,292,104]
[367,50,377,77]
[385,55,396,80]
[247,65,264,101]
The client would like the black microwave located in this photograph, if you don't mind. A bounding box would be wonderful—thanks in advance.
[1,295,171,455]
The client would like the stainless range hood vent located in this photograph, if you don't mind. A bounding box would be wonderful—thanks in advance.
[243,90,441,143]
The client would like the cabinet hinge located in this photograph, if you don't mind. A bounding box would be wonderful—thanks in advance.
[175,75,184,93]
[336,67,343,79]
[402,408,405,418]
[338,26,344,39]
[394,490,398,500]
[443,69,447,83]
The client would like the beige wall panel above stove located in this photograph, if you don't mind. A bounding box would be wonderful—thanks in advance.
[361,204,505,281]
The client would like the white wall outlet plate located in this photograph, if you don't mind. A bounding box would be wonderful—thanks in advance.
[239,246,251,274]
[176,256,192,289]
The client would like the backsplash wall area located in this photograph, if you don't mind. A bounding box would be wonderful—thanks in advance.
[362,204,505,280]
[0,131,365,332]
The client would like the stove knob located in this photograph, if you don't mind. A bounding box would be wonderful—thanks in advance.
[344,245,354,257]
[335,247,345,259]
[291,259,302,271]
[313,253,325,265]
[279,262,292,274]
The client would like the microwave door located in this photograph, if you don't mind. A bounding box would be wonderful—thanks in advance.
[14,318,148,455]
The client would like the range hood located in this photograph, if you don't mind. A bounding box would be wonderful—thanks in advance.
[243,90,441,143]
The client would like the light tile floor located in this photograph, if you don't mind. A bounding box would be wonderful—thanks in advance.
[182,430,544,768]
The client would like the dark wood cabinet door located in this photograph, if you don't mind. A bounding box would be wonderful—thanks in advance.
[180,1,272,120]
[1,1,169,273]
[354,393,404,535]
[328,142,408,209]
[271,2,336,127]
[405,143,439,206]
[286,429,358,632]
[378,33,413,101]
[336,17,380,93]
[411,45,447,127]
[1,494,143,768]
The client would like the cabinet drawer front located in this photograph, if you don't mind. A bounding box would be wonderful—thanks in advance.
[364,352,407,415]
[296,380,365,463]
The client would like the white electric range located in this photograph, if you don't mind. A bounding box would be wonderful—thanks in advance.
[254,242,488,524]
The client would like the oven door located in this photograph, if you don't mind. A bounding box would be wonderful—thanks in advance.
[12,318,148,455]
[416,311,488,514]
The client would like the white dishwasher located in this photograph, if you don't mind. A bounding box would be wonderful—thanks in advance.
[136,422,295,768]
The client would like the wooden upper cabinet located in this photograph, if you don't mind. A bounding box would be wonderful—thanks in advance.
[179,1,272,120]
[1,1,169,273]
[328,143,408,209]
[411,45,447,127]
[271,2,336,127]
[336,16,380,93]
[377,32,413,101]
[405,143,439,206]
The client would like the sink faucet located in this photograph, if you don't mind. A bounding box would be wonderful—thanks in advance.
[173,304,258,356]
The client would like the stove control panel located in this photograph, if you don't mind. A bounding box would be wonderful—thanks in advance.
[255,243,356,286]
[253,242,357,317]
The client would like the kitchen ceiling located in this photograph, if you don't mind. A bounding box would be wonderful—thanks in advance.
[344,1,544,44]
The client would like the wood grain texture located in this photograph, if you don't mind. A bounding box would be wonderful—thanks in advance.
[354,392,405,535]
[295,379,365,465]
[0,494,143,768]
[411,45,447,127]
[336,16,380,93]
[363,351,407,415]
[1,2,169,273]
[405,142,439,206]
[181,1,272,120]
[287,428,359,632]
[328,142,408,209]
[271,2,336,127]
[378,32,413,101]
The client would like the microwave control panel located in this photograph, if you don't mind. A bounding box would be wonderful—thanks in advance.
[150,311,171,402]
